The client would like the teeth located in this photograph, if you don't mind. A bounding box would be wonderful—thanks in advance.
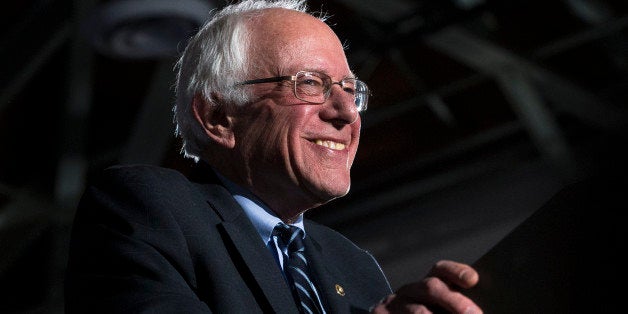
[314,139,346,150]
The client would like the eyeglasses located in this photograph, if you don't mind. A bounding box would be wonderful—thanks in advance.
[236,71,369,112]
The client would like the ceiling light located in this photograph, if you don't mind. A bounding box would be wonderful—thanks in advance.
[82,0,214,59]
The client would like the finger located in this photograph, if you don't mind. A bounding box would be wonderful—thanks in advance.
[428,260,479,289]
[404,303,432,314]
[371,294,434,314]
[417,277,482,314]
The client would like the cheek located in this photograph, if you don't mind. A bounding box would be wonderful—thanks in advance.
[264,120,292,161]
[240,107,298,162]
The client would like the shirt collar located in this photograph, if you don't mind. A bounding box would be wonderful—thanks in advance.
[213,169,305,243]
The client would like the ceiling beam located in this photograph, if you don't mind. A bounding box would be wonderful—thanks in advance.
[120,60,177,165]
[0,24,70,111]
[424,26,628,132]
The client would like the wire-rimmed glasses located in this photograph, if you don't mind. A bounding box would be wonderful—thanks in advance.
[237,70,369,112]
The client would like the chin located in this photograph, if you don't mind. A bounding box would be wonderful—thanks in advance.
[314,182,351,202]
[299,170,352,205]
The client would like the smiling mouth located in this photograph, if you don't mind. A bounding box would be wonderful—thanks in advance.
[314,139,346,150]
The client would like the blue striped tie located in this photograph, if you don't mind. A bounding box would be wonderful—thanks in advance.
[274,222,324,314]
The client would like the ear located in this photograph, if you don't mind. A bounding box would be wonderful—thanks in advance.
[192,93,236,149]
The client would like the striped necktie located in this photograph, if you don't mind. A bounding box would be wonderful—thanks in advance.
[273,222,324,314]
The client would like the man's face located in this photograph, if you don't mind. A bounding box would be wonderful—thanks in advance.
[230,9,361,218]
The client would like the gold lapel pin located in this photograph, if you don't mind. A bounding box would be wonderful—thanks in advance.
[335,284,345,296]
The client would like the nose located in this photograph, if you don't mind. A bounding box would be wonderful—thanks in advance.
[320,85,359,125]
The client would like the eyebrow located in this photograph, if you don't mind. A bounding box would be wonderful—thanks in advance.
[300,68,357,80]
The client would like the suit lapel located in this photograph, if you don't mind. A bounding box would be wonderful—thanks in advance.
[220,218,298,314]
[193,169,298,314]
[304,233,352,313]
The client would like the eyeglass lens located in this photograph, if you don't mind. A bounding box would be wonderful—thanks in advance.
[294,71,368,111]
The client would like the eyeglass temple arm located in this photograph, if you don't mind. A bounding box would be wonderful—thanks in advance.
[237,75,294,86]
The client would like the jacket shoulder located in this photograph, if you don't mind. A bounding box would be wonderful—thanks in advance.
[99,164,191,185]
[78,164,216,229]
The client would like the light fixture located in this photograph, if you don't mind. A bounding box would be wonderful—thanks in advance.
[82,0,214,59]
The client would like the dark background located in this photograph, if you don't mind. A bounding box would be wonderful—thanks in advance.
[2,0,627,313]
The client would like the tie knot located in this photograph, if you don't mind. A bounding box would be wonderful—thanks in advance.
[273,222,305,253]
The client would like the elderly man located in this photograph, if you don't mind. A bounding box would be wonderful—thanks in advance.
[65,0,482,313]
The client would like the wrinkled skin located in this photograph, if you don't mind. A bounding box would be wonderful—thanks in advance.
[198,8,360,222]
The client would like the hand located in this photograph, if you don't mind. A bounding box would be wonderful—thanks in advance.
[371,260,482,314]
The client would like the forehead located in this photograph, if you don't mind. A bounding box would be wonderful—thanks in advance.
[246,9,350,75]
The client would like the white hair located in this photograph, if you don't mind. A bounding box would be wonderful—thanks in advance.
[173,0,328,162]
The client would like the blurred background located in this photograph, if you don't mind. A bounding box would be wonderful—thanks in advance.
[1,0,627,313]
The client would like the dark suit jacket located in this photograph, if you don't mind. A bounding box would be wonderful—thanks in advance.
[65,164,392,313]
